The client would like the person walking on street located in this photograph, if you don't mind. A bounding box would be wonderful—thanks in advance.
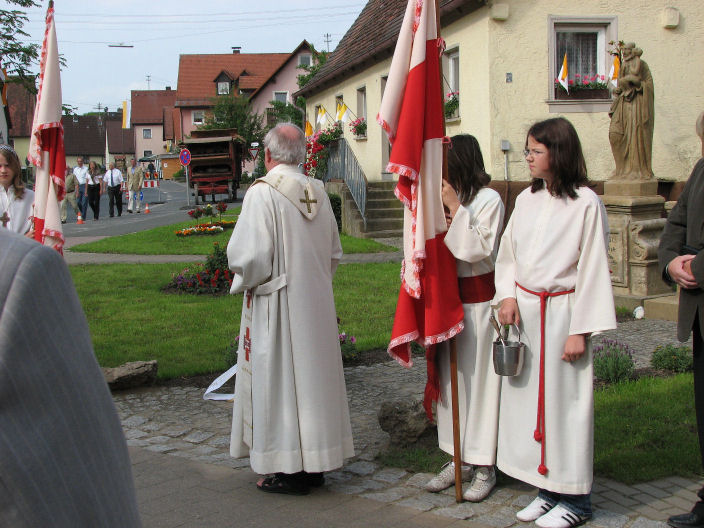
[86,160,103,220]
[659,112,704,528]
[73,156,89,218]
[60,165,79,223]
[103,162,124,217]
[126,158,145,213]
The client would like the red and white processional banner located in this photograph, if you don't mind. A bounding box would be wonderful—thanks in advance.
[28,3,66,253]
[377,0,464,399]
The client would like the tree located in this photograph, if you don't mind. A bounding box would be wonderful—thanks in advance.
[1,0,41,90]
[267,98,305,130]
[200,95,265,162]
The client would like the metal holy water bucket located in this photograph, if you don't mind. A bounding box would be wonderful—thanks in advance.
[492,324,525,377]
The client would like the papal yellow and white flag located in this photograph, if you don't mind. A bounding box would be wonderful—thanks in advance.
[316,106,326,126]
[304,120,313,137]
[122,100,130,128]
[609,55,620,88]
[557,53,568,93]
[336,102,351,122]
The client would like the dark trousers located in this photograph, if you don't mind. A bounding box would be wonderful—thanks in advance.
[87,184,101,220]
[76,186,88,218]
[108,185,122,217]
[692,314,704,515]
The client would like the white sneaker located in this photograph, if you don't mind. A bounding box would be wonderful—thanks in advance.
[516,496,557,522]
[535,504,590,528]
[462,466,496,502]
[424,461,473,492]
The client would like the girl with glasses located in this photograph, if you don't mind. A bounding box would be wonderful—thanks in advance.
[494,117,615,528]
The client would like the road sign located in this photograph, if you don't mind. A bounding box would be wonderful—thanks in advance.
[249,147,260,161]
[179,148,191,166]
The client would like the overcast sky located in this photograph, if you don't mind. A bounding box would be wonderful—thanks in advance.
[17,0,366,114]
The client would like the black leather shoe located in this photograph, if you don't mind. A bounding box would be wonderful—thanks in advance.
[668,512,704,528]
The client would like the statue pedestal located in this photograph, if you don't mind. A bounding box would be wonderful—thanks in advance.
[602,194,671,308]
[604,179,658,196]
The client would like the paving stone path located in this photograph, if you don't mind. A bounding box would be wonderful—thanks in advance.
[115,317,697,528]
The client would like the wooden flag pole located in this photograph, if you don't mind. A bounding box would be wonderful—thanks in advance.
[434,0,463,503]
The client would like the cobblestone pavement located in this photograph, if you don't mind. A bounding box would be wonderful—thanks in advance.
[116,318,698,528]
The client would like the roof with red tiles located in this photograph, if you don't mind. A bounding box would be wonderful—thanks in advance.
[131,89,177,125]
[6,80,36,138]
[296,0,485,98]
[176,52,289,106]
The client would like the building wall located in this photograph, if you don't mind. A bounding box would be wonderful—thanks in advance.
[134,124,166,159]
[250,49,311,117]
[11,137,30,169]
[305,59,395,183]
[488,0,704,183]
[306,0,703,184]
[178,109,209,140]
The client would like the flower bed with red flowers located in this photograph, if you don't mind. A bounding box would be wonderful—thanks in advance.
[163,242,233,295]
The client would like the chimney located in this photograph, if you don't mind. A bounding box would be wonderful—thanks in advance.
[166,86,171,91]
[232,46,241,54]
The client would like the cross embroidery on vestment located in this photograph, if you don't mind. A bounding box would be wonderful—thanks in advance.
[244,327,251,361]
[0,211,9,228]
[246,290,252,309]
[299,188,318,213]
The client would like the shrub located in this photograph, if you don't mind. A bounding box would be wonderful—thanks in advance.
[651,344,693,373]
[593,339,635,384]
[615,306,633,320]
[165,242,233,294]
[225,336,239,368]
[328,192,342,232]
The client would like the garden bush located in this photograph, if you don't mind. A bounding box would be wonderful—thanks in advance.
[593,339,635,384]
[328,192,342,232]
[651,344,693,373]
[164,242,232,294]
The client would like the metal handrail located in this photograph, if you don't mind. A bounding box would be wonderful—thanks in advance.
[323,138,367,224]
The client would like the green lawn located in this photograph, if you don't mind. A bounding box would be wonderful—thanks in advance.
[69,256,703,484]
[68,210,396,255]
[70,261,400,379]
[379,374,702,484]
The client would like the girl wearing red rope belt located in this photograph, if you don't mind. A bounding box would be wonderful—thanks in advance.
[424,135,505,501]
[494,118,615,528]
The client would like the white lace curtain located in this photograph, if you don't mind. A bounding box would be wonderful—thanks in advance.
[556,31,598,81]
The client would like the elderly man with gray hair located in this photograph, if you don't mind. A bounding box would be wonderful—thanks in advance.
[226,123,354,495]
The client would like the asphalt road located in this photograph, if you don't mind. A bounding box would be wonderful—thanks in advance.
[62,180,242,240]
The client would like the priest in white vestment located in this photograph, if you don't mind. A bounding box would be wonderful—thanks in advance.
[0,144,34,236]
[495,118,615,528]
[227,123,354,495]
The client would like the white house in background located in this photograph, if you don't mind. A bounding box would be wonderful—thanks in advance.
[297,0,704,191]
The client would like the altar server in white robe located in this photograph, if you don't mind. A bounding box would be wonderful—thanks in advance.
[425,135,504,501]
[227,123,354,496]
[495,118,615,528]
[0,144,34,236]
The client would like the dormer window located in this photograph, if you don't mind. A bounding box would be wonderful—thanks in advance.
[217,81,230,95]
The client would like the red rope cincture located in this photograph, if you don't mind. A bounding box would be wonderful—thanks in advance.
[442,136,452,147]
[516,282,575,477]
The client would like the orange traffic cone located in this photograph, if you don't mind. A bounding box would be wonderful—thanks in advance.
[144,203,151,214]
[76,211,84,224]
